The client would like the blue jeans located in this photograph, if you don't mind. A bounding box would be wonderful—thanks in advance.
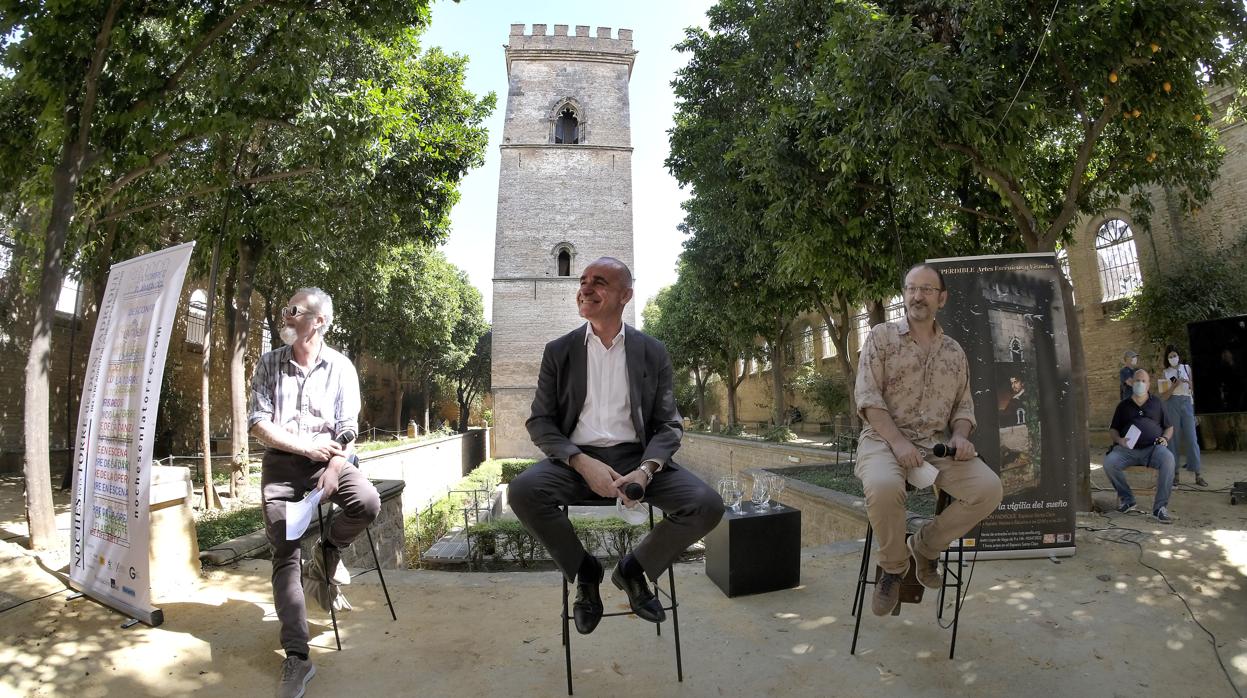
[1103,444,1175,512]
[1165,395,1201,473]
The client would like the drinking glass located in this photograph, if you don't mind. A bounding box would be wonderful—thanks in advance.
[718,476,743,514]
[768,474,786,510]
[752,476,771,511]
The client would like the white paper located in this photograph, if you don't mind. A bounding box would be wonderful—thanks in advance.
[906,462,940,489]
[1124,425,1142,449]
[286,489,323,540]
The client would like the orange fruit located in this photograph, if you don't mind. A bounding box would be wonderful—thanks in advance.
[1132,108,1141,118]
[1163,81,1172,93]
[1150,43,1160,53]
[1109,71,1118,83]
[1146,152,1156,163]
[1195,113,1203,121]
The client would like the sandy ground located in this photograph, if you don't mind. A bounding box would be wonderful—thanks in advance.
[2,455,1245,698]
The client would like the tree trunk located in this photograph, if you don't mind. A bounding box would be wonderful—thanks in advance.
[392,365,404,434]
[816,296,859,430]
[23,151,80,549]
[693,366,708,421]
[200,239,223,510]
[228,233,263,498]
[422,378,431,433]
[769,337,786,426]
[1058,274,1093,510]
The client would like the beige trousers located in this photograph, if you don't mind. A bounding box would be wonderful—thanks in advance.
[855,435,1003,574]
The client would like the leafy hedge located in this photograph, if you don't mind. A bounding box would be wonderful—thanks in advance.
[196,505,265,550]
[498,458,537,484]
[403,459,503,567]
[466,517,648,568]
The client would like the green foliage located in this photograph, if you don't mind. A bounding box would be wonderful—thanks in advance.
[195,506,265,551]
[1119,236,1247,357]
[787,365,850,422]
[498,459,538,484]
[784,466,936,516]
[403,459,502,567]
[466,517,648,568]
[761,425,796,443]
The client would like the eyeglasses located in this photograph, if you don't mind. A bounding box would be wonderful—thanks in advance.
[281,305,313,318]
[903,284,944,297]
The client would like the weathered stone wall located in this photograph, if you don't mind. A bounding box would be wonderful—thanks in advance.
[356,429,490,518]
[491,24,637,457]
[676,432,850,481]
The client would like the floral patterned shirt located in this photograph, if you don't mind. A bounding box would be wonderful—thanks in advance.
[855,315,976,446]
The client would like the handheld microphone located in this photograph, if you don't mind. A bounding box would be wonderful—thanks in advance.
[335,429,357,446]
[623,482,645,502]
[932,443,957,458]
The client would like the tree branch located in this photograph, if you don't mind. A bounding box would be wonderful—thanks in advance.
[77,0,125,149]
[1042,96,1121,249]
[128,0,275,116]
[94,166,318,223]
[939,141,1040,249]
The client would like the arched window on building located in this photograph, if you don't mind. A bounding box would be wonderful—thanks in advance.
[558,249,571,276]
[1094,218,1142,301]
[820,324,836,359]
[800,325,814,364]
[554,107,580,144]
[1010,336,1024,362]
[884,295,904,321]
[186,289,208,347]
[55,274,82,318]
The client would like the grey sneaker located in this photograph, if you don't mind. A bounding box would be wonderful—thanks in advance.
[1152,507,1173,524]
[1195,475,1209,488]
[276,656,315,698]
[872,571,903,616]
[907,534,941,589]
[1117,500,1140,514]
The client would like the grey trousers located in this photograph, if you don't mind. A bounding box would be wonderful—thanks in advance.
[261,450,380,657]
[509,442,725,583]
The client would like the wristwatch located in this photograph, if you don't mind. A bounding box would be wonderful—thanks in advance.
[638,462,656,482]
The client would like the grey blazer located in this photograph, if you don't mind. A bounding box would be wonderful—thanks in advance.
[526,323,683,468]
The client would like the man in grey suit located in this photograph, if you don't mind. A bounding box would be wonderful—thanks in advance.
[509,257,725,635]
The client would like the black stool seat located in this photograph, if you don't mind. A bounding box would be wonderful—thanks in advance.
[559,496,682,695]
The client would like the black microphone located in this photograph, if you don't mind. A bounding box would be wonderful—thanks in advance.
[335,429,357,446]
[932,443,957,458]
[623,482,645,501]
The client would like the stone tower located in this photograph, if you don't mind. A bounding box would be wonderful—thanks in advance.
[491,24,637,458]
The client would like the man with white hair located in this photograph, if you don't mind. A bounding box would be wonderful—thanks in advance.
[248,287,379,698]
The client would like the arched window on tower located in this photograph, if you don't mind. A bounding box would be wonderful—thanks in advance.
[554,107,580,144]
[558,249,571,276]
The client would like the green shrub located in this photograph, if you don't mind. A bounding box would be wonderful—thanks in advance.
[762,425,796,442]
[465,516,648,568]
[498,458,538,484]
[403,459,504,566]
[196,505,265,550]
[719,423,745,437]
[787,365,850,422]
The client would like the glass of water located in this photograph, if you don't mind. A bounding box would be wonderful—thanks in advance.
[768,473,786,509]
[718,476,743,514]
[752,476,771,511]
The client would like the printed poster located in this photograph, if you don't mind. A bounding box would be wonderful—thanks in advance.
[929,253,1077,559]
[70,242,195,625]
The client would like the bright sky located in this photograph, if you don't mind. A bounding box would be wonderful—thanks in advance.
[424,0,715,324]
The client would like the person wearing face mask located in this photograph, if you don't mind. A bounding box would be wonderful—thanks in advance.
[1103,369,1176,523]
[1119,350,1139,401]
[1159,345,1206,487]
[248,287,379,698]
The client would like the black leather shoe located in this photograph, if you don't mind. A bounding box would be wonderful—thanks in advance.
[611,563,666,623]
[572,557,604,635]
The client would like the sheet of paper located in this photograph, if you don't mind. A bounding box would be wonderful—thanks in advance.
[286,489,323,541]
[1124,424,1142,449]
[906,462,939,489]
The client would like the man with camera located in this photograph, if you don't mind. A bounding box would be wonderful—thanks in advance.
[1102,368,1176,524]
[249,287,380,697]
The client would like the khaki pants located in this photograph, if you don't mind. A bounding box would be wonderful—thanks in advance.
[855,435,1003,575]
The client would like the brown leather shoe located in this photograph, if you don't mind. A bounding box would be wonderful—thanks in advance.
[872,571,903,616]
[907,534,941,589]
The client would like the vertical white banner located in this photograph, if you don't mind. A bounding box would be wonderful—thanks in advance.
[70,242,195,625]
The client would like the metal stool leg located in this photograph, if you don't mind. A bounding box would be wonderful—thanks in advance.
[668,565,683,682]
[317,506,342,651]
[850,524,873,654]
[365,526,397,621]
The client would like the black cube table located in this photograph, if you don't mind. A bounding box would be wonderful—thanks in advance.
[704,501,801,597]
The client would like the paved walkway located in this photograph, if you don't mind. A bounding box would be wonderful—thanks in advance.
[1,455,1245,697]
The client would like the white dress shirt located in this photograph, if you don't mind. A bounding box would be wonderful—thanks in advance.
[571,323,639,447]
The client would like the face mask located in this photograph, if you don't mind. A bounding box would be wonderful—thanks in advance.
[1132,381,1148,397]
[279,326,299,346]
[1169,356,1179,367]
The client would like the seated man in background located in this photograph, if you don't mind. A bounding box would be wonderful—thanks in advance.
[1103,369,1176,523]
